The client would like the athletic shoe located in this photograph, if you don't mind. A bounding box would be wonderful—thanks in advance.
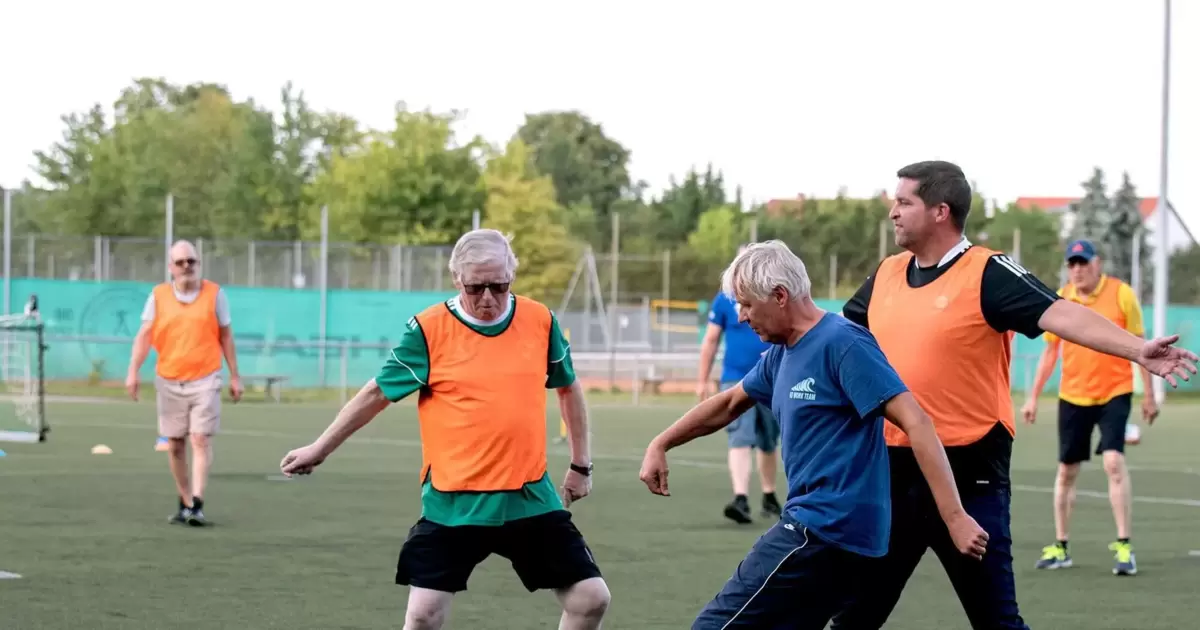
[1125,423,1142,445]
[1035,543,1072,570]
[1110,541,1137,576]
[761,494,782,519]
[168,499,192,525]
[187,497,208,527]
[723,496,753,524]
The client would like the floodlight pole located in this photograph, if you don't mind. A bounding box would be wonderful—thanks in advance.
[3,187,11,315]
[1152,0,1171,404]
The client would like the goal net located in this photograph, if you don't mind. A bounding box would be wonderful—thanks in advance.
[0,313,47,443]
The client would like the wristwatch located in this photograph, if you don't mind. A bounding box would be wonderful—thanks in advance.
[570,462,593,477]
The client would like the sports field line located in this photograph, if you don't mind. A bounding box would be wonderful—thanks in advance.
[15,419,1200,509]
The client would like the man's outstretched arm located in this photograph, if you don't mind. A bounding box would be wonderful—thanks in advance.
[1038,300,1143,362]
[1038,300,1197,385]
[640,383,759,496]
[282,321,429,475]
[649,383,758,453]
[310,379,392,455]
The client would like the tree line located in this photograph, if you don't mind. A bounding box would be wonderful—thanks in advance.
[6,78,1198,304]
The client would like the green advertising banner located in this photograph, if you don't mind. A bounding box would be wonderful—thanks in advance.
[11,278,454,388]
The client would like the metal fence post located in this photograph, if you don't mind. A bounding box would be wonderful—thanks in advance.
[339,341,349,406]
[164,194,173,282]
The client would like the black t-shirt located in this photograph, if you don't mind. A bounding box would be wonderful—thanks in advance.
[842,247,1060,489]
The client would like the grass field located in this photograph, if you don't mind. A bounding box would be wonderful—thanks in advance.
[1,395,1198,629]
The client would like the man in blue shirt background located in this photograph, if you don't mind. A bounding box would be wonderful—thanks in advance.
[642,241,988,629]
[697,245,781,524]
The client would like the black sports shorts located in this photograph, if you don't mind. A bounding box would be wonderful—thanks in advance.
[395,509,602,593]
[1057,393,1132,464]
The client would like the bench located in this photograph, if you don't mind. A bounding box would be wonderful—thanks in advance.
[241,374,291,403]
[639,365,666,394]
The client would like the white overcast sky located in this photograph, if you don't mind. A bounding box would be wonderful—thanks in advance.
[2,0,1195,234]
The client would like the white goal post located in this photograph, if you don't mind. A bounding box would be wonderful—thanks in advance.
[0,311,47,443]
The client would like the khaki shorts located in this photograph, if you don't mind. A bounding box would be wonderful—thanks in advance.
[156,372,222,438]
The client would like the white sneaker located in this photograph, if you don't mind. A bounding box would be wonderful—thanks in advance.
[1125,423,1142,445]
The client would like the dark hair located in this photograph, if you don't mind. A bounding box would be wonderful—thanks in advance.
[896,160,972,231]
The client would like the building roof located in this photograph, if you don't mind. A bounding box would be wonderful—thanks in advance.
[1015,196,1196,248]
[1014,196,1160,219]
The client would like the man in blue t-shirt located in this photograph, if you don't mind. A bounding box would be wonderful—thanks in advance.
[698,246,781,524]
[641,241,988,629]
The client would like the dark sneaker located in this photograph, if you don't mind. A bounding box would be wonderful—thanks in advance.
[1110,541,1137,576]
[1035,543,1072,570]
[168,499,192,525]
[186,497,208,527]
[723,496,753,524]
[761,495,782,519]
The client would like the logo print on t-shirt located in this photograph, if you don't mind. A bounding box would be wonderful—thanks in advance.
[789,378,816,401]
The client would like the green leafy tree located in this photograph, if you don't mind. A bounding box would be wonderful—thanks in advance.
[753,192,892,299]
[482,139,580,303]
[306,103,486,245]
[515,111,633,247]
[650,164,729,247]
[1168,244,1200,304]
[684,205,742,266]
[978,203,1064,287]
[30,78,325,240]
[259,82,364,240]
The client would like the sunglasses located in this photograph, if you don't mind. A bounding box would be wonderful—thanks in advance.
[173,258,198,267]
[462,282,510,296]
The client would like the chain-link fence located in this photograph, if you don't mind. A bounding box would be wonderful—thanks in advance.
[6,233,456,292]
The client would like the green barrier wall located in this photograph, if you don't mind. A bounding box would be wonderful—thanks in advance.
[697,298,1200,395]
[11,279,1200,393]
[11,278,455,388]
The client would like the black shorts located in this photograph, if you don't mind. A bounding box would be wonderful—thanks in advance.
[395,509,602,593]
[1058,393,1132,464]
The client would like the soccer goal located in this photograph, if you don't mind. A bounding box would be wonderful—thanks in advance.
[0,313,47,443]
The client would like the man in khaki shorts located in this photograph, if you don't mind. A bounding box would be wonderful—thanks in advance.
[127,240,243,526]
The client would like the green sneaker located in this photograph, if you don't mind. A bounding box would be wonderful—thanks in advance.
[1035,543,1072,570]
[1109,541,1137,576]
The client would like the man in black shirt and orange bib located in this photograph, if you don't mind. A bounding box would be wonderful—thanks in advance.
[831,161,1196,630]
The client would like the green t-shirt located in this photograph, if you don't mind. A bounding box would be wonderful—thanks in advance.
[375,294,577,527]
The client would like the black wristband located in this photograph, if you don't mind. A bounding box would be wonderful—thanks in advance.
[570,462,593,476]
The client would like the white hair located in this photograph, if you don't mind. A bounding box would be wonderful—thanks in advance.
[448,229,519,279]
[720,240,812,302]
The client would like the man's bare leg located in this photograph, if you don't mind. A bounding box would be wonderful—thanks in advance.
[555,577,611,630]
[1054,462,1081,541]
[189,433,212,500]
[728,446,752,496]
[167,437,191,506]
[404,587,454,630]
[1102,450,1132,539]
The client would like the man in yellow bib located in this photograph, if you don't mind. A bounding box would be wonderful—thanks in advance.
[127,240,243,527]
[1022,239,1157,576]
[280,229,611,630]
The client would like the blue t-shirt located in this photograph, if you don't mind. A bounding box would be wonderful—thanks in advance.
[708,292,771,383]
[741,312,908,558]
